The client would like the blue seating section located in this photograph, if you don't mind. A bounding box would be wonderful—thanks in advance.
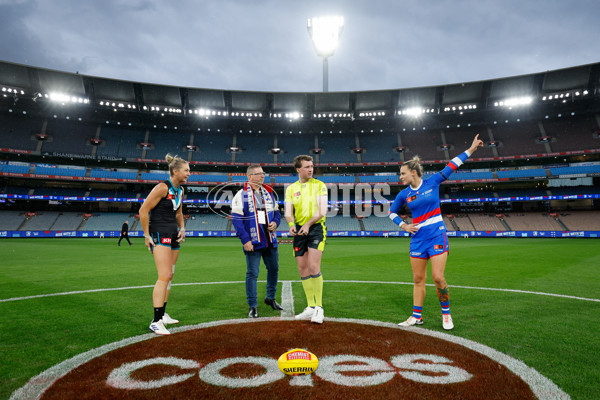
[140,172,169,181]
[90,169,138,180]
[187,174,229,183]
[448,172,494,180]
[34,166,86,177]
[273,176,298,183]
[550,166,600,175]
[496,169,546,179]
[319,175,355,183]
[2,164,30,174]
[232,175,253,182]
[358,175,398,183]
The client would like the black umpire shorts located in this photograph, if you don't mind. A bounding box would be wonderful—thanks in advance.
[293,223,326,257]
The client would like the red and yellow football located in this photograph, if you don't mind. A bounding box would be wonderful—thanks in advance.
[277,349,319,376]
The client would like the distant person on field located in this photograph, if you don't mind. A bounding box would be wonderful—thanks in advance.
[389,134,484,331]
[231,164,283,318]
[118,220,132,246]
[285,155,328,324]
[139,154,190,335]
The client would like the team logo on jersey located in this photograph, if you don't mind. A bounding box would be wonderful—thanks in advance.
[407,195,417,203]
[167,194,176,200]
[434,244,444,250]
[162,237,172,244]
[294,191,301,198]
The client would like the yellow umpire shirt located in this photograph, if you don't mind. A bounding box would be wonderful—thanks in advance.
[285,178,328,226]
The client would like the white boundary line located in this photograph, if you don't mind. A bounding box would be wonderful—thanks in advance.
[9,317,570,400]
[2,280,599,303]
[280,281,295,319]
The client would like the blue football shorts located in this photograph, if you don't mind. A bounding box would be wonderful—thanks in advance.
[409,232,448,259]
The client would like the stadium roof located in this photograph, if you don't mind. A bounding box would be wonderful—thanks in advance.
[0,60,598,131]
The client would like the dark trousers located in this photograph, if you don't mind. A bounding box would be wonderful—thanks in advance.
[244,245,279,307]
[118,234,131,245]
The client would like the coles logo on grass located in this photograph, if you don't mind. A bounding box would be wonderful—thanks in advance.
[11,319,569,400]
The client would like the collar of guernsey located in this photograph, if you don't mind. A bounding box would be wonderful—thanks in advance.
[167,179,183,208]
[286,178,327,226]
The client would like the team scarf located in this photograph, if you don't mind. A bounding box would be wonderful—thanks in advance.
[244,182,276,244]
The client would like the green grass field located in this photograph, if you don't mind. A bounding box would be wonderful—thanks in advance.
[1,237,599,399]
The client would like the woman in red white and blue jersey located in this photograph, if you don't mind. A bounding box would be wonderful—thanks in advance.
[389,134,483,330]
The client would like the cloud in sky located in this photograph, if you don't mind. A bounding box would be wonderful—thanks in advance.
[0,0,599,92]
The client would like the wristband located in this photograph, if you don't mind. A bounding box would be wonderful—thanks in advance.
[145,235,152,240]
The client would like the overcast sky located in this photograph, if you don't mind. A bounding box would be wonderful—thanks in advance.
[1,0,599,93]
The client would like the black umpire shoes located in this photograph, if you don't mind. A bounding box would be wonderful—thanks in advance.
[248,307,258,318]
[264,298,284,311]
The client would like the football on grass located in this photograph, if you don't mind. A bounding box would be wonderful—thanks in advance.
[277,349,319,376]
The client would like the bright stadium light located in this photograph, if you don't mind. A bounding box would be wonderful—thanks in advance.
[307,16,344,92]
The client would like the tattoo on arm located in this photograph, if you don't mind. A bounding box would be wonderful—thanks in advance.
[437,285,449,303]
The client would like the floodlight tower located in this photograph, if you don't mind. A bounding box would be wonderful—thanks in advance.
[307,16,344,92]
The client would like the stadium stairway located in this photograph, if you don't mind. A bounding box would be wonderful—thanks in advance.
[47,213,63,231]
[77,218,87,231]
[500,218,511,230]
[358,219,365,231]
[555,217,569,231]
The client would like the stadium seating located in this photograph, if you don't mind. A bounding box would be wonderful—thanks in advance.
[318,175,355,183]
[318,136,359,163]
[448,171,494,180]
[468,214,506,231]
[144,131,191,160]
[95,126,146,159]
[2,164,31,174]
[549,165,600,176]
[51,212,84,231]
[503,213,562,231]
[358,175,399,183]
[20,212,61,230]
[276,135,314,164]
[187,174,229,183]
[360,215,400,231]
[0,112,42,151]
[33,165,86,177]
[324,215,361,231]
[452,214,475,231]
[542,116,600,152]
[496,169,546,179]
[491,121,546,156]
[0,211,26,230]
[185,214,229,231]
[358,132,401,163]
[234,134,275,163]
[41,120,96,155]
[273,175,298,184]
[192,133,233,162]
[89,169,138,180]
[140,172,170,181]
[82,213,136,231]
[558,211,600,230]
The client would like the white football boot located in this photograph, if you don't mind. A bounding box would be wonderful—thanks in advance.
[398,316,424,327]
[149,320,171,335]
[161,313,179,325]
[442,314,454,330]
[310,306,324,324]
[295,306,316,320]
